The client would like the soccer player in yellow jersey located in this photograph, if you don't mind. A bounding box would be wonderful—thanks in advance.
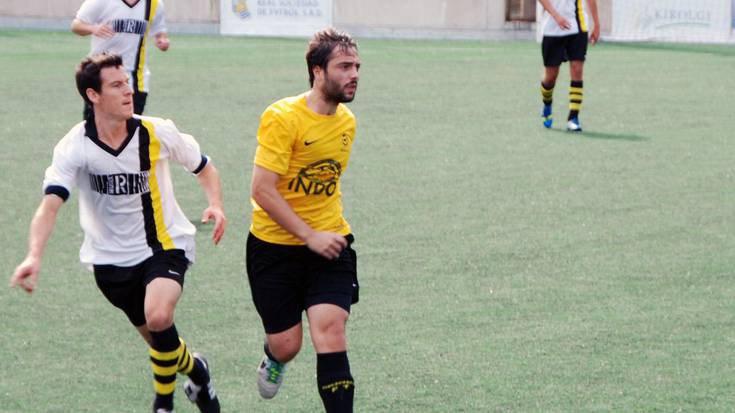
[246,27,360,412]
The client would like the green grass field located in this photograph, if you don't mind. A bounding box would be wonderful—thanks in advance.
[1,30,734,412]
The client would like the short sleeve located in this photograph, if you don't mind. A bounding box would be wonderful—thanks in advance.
[151,0,167,35]
[43,133,83,202]
[157,119,208,174]
[254,107,296,175]
[75,0,103,24]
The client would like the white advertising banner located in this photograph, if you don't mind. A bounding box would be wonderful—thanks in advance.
[612,0,732,43]
[221,0,333,37]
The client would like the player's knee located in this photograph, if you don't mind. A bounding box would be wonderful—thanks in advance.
[269,335,302,362]
[312,320,347,350]
[145,307,174,331]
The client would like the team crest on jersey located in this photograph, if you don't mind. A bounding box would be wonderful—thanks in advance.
[287,159,341,197]
[232,0,251,19]
[111,18,147,35]
[89,172,150,196]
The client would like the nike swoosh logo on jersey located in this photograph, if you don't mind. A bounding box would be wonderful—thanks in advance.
[304,140,318,146]
[168,270,181,276]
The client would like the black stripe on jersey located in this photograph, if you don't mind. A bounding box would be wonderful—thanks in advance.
[138,123,163,253]
[574,1,585,33]
[44,185,70,202]
[131,0,152,93]
[192,155,208,174]
[84,117,140,156]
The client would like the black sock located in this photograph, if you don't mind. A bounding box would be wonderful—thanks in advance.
[316,352,354,413]
[264,342,280,363]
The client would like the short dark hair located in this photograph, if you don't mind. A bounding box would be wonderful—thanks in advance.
[306,27,358,87]
[75,53,124,105]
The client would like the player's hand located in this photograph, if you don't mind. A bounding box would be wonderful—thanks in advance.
[10,256,41,294]
[92,23,115,38]
[305,231,347,260]
[201,206,226,245]
[554,15,572,30]
[590,26,600,45]
[155,34,170,51]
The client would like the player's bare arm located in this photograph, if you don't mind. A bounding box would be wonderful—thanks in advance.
[251,165,347,259]
[196,162,226,245]
[537,0,572,30]
[71,18,115,38]
[10,195,64,293]
[155,32,170,51]
[587,0,601,44]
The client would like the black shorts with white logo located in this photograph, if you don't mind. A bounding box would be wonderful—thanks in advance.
[93,249,188,327]
[246,232,359,334]
[542,31,589,67]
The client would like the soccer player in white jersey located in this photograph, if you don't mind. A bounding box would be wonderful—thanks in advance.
[10,54,224,413]
[72,0,170,116]
[538,0,599,132]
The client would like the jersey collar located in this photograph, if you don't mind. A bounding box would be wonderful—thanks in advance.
[85,116,141,157]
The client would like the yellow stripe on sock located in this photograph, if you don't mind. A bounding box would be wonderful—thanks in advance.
[151,363,178,376]
[569,87,584,94]
[149,347,180,361]
[154,381,176,395]
[569,103,582,111]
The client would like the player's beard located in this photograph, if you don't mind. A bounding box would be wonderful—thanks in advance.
[323,72,357,104]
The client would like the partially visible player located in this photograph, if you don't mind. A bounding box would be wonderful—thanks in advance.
[538,0,600,131]
[10,54,223,413]
[72,0,170,116]
[246,27,361,412]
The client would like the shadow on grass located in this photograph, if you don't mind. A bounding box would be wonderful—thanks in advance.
[547,128,649,141]
[604,41,735,58]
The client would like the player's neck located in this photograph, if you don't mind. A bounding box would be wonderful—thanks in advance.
[94,113,130,148]
[305,90,337,116]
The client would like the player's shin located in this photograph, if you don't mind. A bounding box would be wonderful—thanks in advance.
[316,351,355,413]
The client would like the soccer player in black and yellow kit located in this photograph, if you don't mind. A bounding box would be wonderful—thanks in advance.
[538,0,600,132]
[246,28,361,413]
[10,54,223,413]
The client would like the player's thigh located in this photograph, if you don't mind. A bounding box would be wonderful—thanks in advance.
[246,233,308,334]
[542,36,566,67]
[93,262,147,327]
[142,250,187,314]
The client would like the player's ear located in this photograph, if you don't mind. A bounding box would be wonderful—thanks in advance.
[312,65,324,83]
[86,88,100,104]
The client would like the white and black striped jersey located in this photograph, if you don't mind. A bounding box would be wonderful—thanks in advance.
[43,115,209,267]
[541,0,590,36]
[75,0,167,93]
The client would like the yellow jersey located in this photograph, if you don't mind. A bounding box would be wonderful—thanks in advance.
[250,93,356,245]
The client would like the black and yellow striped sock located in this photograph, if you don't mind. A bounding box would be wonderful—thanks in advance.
[149,326,181,411]
[541,82,554,106]
[569,80,583,120]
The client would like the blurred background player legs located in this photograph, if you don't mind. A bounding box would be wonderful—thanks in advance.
[537,0,599,132]
[72,0,170,119]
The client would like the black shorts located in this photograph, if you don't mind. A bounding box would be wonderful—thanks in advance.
[93,249,188,327]
[246,233,359,334]
[83,91,147,119]
[542,32,589,67]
